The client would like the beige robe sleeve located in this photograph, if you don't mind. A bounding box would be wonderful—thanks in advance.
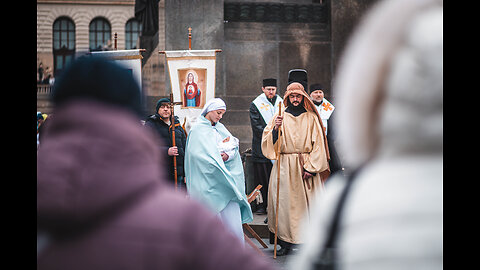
[261,113,280,160]
[302,111,330,179]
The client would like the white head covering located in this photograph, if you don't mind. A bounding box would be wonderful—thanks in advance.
[201,98,226,116]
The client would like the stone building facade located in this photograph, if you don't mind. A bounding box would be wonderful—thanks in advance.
[36,0,165,107]
[37,0,378,153]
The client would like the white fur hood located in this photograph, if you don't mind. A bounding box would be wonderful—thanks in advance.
[334,0,443,168]
[289,0,443,269]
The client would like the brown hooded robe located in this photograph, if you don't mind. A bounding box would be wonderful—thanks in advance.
[261,82,330,244]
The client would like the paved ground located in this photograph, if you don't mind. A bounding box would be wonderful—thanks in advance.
[249,236,303,270]
[246,213,302,269]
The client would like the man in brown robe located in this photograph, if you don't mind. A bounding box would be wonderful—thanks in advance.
[261,81,330,255]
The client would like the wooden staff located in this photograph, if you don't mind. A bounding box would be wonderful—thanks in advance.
[169,93,182,191]
[273,102,283,258]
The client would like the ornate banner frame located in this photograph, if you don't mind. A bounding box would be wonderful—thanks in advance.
[164,49,218,130]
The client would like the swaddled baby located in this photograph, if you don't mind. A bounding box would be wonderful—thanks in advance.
[218,136,239,162]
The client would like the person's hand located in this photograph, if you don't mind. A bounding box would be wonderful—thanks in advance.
[274,115,283,130]
[302,171,313,180]
[221,152,229,161]
[168,146,179,156]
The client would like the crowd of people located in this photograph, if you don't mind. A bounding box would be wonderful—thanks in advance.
[37,0,443,269]
[37,63,55,85]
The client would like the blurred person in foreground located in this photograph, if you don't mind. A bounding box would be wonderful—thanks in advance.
[36,57,278,270]
[289,0,443,269]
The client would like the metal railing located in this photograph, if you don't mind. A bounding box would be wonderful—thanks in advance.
[37,84,52,94]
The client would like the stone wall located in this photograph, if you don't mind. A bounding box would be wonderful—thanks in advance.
[163,0,337,153]
[37,0,380,153]
[36,0,166,114]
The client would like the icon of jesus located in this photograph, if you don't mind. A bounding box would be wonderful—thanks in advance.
[183,72,201,107]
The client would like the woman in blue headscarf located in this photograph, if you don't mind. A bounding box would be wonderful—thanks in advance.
[185,98,253,245]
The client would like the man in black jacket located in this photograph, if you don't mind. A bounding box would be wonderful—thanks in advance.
[249,78,283,214]
[145,98,187,190]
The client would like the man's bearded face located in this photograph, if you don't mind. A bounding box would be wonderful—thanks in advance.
[262,86,277,99]
[288,93,303,107]
[310,90,324,102]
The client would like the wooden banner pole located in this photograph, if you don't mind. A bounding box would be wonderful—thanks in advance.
[168,94,183,191]
[169,93,178,191]
[273,102,283,258]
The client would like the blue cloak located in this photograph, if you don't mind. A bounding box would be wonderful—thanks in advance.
[185,115,253,224]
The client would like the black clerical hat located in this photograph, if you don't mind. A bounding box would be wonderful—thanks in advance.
[263,78,277,87]
[309,83,324,94]
[288,69,308,91]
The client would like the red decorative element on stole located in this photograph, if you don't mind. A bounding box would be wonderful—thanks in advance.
[322,102,333,111]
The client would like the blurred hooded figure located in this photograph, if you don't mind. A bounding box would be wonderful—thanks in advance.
[37,57,278,270]
[289,0,443,269]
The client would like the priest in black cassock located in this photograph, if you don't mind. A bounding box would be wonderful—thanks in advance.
[249,78,283,214]
[309,83,344,178]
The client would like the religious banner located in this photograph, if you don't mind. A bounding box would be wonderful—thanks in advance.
[90,49,144,91]
[164,49,218,131]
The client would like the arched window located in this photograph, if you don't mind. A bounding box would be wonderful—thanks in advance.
[53,17,75,76]
[89,17,111,51]
[125,18,142,50]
